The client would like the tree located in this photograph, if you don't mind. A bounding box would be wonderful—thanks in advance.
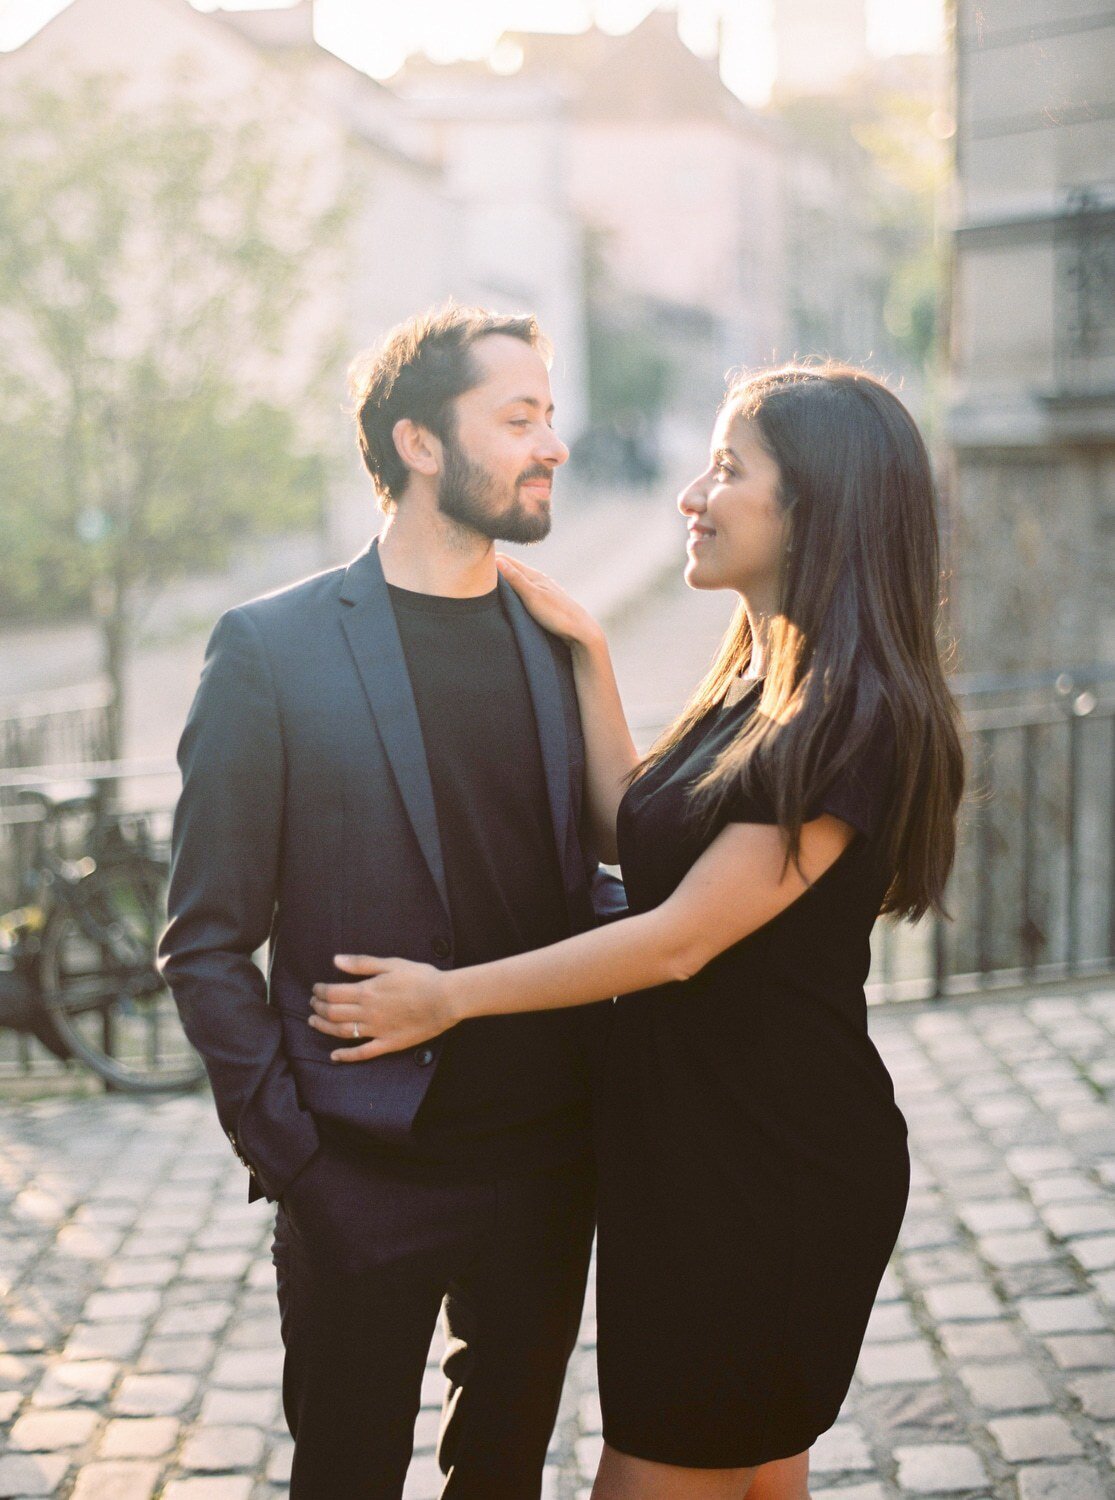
[0,74,346,759]
[582,227,673,427]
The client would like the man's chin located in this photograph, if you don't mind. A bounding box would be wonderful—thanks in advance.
[493,503,552,546]
[438,488,552,545]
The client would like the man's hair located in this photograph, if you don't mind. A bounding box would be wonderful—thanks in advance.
[348,303,549,512]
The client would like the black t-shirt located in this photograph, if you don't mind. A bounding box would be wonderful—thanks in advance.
[356,581,594,1173]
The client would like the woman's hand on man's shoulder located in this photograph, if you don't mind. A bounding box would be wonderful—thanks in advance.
[496,554,605,653]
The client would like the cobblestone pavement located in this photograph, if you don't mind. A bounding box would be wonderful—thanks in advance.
[0,985,1113,1498]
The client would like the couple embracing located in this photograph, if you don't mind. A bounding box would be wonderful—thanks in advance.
[159,304,965,1500]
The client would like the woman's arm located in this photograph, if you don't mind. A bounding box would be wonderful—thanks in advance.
[311,812,855,1060]
[567,629,638,861]
[498,556,637,860]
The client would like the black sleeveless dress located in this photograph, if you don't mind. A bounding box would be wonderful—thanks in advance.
[594,681,911,1468]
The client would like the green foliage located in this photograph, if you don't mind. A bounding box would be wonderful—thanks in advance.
[582,226,674,423]
[0,74,344,624]
[884,244,943,370]
[586,317,673,423]
[775,73,949,381]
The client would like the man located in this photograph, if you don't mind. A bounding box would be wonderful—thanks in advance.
[159,306,622,1498]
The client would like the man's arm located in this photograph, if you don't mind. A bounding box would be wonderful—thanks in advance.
[158,606,319,1202]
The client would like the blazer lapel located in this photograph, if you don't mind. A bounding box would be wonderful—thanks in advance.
[499,576,581,907]
[339,540,450,921]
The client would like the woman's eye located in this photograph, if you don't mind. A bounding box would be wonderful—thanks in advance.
[715,464,734,480]
[509,419,530,429]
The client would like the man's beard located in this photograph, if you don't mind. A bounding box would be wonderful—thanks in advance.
[437,436,552,545]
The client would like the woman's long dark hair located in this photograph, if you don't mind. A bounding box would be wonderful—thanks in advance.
[636,363,965,922]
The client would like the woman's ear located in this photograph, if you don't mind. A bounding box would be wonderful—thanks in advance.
[392,418,441,480]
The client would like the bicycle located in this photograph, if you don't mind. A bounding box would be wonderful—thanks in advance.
[0,786,205,1093]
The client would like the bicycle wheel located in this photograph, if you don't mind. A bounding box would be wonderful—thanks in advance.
[37,856,206,1092]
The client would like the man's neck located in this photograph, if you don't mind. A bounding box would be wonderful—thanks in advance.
[376,507,497,598]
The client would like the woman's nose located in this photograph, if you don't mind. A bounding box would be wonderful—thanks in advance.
[678,475,707,517]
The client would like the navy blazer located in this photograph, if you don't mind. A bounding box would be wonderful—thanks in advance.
[159,538,622,1202]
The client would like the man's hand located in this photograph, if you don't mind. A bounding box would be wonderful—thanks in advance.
[310,956,456,1062]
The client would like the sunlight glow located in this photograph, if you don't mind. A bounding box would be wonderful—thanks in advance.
[0,0,70,51]
[0,0,947,103]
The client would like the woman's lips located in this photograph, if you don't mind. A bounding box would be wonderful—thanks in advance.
[687,527,715,546]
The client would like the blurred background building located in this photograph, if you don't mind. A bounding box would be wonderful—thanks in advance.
[1,0,946,554]
[394,10,788,460]
[949,0,1115,675]
[939,0,1115,990]
[0,0,585,559]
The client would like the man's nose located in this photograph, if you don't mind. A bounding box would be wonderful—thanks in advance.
[537,428,570,467]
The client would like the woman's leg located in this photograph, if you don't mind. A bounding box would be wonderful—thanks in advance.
[743,1450,810,1500]
[590,1444,811,1500]
[591,1443,756,1500]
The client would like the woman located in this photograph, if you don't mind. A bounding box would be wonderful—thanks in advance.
[310,364,965,1499]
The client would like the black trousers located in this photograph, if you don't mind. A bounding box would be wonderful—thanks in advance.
[272,1143,596,1500]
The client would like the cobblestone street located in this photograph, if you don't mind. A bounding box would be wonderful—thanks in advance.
[0,985,1112,1498]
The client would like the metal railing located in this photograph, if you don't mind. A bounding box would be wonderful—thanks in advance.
[0,684,113,773]
[872,688,1114,1002]
[1056,187,1115,384]
[1,669,1112,1086]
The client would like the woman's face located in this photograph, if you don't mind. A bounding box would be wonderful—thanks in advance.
[678,408,788,597]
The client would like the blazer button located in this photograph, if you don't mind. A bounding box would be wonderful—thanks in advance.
[414,1047,435,1067]
[432,937,451,960]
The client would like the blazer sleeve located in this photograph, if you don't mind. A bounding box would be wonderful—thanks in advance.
[157,606,320,1202]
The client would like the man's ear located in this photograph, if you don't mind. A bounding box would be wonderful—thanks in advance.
[392,419,440,480]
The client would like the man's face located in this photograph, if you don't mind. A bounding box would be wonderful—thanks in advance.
[436,334,569,544]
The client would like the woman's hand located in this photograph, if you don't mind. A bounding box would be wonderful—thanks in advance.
[310,955,457,1062]
[496,554,603,652]
[500,553,634,861]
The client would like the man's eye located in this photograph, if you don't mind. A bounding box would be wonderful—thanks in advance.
[715,463,734,480]
[509,419,531,429]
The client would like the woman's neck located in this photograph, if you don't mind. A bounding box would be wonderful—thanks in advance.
[740,602,773,679]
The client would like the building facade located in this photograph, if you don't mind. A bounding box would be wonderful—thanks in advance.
[394,10,788,450]
[950,0,1115,673]
[390,73,589,440]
